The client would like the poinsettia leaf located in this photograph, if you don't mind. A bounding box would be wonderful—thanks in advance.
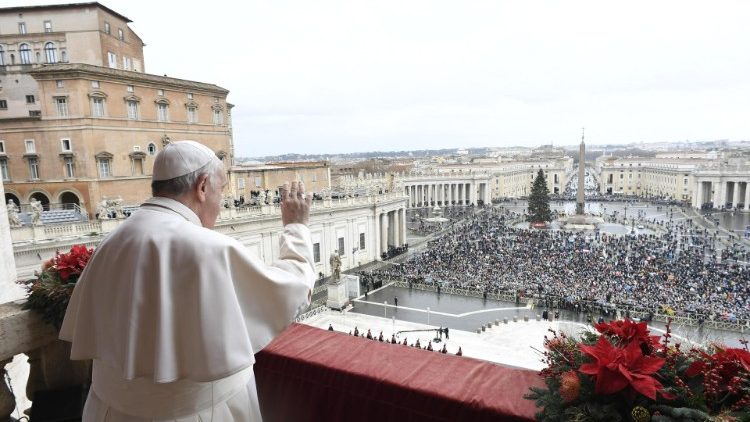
[596,368,628,395]
[579,363,599,375]
[629,372,659,400]
[636,355,665,374]
[685,361,705,377]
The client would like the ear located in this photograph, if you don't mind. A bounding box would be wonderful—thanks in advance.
[195,173,210,203]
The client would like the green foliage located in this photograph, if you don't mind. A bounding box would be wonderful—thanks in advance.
[528,169,552,223]
[19,244,93,329]
[527,320,750,422]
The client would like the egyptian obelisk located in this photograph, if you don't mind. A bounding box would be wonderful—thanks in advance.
[575,129,585,215]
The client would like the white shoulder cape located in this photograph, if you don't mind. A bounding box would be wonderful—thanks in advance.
[60,197,315,383]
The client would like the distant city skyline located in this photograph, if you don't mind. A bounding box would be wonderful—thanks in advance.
[12,0,750,157]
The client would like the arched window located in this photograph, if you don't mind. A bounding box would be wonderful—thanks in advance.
[19,43,31,64]
[0,45,4,66]
[44,42,57,63]
[147,143,157,155]
[59,191,81,208]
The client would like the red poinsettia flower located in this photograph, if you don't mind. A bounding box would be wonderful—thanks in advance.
[686,346,750,377]
[53,244,93,282]
[594,319,661,349]
[726,348,750,372]
[579,336,668,400]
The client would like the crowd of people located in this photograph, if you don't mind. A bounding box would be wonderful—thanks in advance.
[374,207,750,323]
[407,206,476,235]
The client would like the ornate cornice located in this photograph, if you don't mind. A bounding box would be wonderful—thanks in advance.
[29,63,229,95]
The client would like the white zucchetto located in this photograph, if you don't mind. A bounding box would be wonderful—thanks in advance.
[152,140,219,181]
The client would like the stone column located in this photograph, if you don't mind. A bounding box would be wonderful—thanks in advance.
[713,180,723,209]
[390,211,401,246]
[380,213,388,255]
[714,180,727,208]
[0,178,21,303]
[399,208,406,245]
[692,181,701,208]
[374,211,381,258]
[745,182,750,211]
[733,181,741,209]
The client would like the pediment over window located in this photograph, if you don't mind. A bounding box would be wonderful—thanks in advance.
[155,97,170,105]
[88,90,108,99]
[129,151,147,159]
[184,100,199,108]
[124,94,142,102]
[95,151,113,160]
[211,104,224,111]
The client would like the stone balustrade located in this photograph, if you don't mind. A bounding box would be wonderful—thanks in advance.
[10,193,408,245]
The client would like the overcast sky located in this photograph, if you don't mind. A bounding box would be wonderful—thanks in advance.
[16,0,750,157]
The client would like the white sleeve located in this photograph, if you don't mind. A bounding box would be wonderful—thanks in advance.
[228,223,316,353]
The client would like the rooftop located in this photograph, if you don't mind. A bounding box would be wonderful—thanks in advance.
[0,2,132,23]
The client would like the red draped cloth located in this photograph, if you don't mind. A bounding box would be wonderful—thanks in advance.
[254,323,543,421]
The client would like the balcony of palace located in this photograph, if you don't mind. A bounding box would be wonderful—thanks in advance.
[0,302,543,421]
[10,192,408,280]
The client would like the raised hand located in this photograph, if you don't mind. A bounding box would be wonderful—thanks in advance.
[280,181,312,226]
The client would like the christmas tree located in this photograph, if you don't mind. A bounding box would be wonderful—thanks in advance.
[528,169,552,223]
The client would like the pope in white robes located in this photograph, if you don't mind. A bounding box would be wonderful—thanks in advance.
[60,141,315,421]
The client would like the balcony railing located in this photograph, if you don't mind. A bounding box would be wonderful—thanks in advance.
[1,303,542,421]
[10,193,408,244]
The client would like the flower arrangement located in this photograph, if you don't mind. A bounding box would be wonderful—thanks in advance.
[525,318,750,421]
[20,244,94,329]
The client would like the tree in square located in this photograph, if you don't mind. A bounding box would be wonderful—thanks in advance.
[528,169,552,224]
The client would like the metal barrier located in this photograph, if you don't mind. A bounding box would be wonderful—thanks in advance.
[389,281,749,333]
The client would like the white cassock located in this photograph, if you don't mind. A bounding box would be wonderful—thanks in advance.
[60,197,315,421]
